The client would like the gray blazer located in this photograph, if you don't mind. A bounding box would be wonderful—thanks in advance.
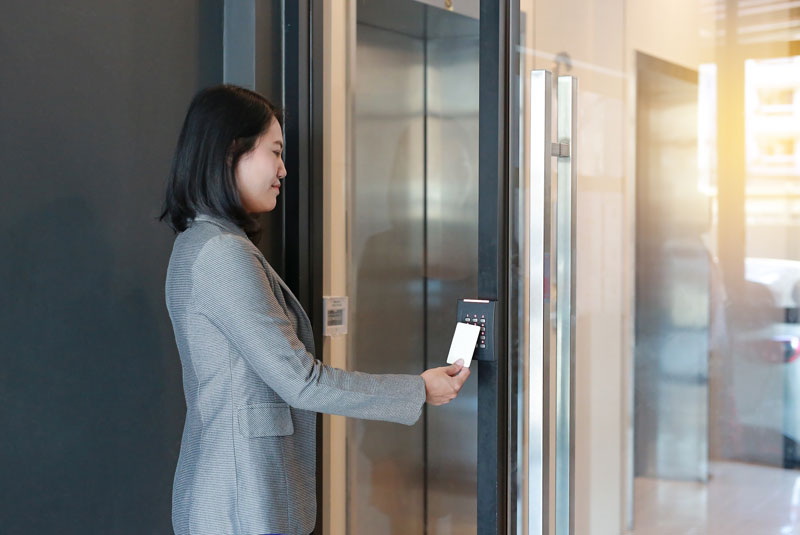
[165,214,426,535]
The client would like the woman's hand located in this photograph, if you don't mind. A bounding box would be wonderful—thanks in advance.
[421,360,471,406]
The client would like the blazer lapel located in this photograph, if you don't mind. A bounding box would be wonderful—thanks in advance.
[263,262,315,353]
[276,273,311,326]
[192,213,317,354]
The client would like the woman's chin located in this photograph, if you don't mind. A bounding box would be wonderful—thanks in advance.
[246,199,277,214]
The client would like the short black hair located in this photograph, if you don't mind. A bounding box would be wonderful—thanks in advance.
[160,85,282,237]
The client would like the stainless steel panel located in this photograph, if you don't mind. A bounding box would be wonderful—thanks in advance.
[349,23,426,534]
[348,3,480,534]
[555,75,577,535]
[424,8,479,534]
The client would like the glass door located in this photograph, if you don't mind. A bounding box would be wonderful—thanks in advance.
[513,1,800,534]
[513,1,628,533]
[322,1,582,533]
[333,0,800,533]
[323,1,580,534]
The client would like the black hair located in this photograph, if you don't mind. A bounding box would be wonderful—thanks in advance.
[159,85,283,237]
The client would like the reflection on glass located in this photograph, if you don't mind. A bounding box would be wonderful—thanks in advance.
[745,56,800,177]
[338,0,800,532]
[631,17,800,535]
[513,0,800,533]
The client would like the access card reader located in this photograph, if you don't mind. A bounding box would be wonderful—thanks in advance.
[456,298,497,362]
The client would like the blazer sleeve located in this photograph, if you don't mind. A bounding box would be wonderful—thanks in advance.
[191,234,426,426]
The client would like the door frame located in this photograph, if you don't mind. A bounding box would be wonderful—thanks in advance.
[478,0,517,533]
[303,0,518,533]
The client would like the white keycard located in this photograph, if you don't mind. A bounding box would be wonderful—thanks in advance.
[446,322,482,368]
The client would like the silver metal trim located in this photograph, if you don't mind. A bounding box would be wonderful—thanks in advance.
[555,75,577,535]
[527,69,553,535]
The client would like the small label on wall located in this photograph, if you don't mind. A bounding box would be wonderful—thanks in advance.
[323,296,349,336]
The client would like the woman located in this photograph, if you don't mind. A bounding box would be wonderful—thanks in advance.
[161,85,470,535]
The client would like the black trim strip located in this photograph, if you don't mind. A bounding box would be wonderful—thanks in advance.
[283,1,325,533]
[478,1,511,534]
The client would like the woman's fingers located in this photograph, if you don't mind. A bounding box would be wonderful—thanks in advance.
[421,361,473,405]
[452,367,470,391]
[444,360,464,376]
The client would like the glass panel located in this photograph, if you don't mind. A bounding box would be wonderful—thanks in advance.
[513,0,800,533]
[514,1,627,533]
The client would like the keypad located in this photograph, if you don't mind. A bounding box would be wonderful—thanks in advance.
[457,299,496,362]
[463,313,487,348]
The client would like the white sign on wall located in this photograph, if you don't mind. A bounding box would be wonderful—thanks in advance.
[322,296,349,337]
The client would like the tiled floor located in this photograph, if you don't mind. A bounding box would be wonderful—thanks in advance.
[631,461,800,534]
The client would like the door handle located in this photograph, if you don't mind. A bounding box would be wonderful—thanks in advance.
[524,70,577,535]
[527,69,553,535]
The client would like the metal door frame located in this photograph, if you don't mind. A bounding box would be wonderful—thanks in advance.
[283,4,326,534]
[478,1,517,533]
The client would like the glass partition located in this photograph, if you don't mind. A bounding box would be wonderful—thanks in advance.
[326,0,800,533]
[511,0,800,533]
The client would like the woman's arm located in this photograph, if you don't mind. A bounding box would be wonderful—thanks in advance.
[192,235,440,425]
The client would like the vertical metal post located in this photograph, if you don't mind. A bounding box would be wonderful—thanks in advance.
[555,75,577,535]
[527,69,553,535]
[478,0,510,533]
[284,1,326,533]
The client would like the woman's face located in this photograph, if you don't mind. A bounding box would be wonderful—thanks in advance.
[235,118,287,213]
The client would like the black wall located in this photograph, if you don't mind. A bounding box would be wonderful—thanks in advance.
[0,2,223,532]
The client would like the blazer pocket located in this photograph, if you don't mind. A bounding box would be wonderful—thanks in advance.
[237,403,294,437]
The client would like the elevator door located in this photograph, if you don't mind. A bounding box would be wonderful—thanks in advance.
[347,1,480,534]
